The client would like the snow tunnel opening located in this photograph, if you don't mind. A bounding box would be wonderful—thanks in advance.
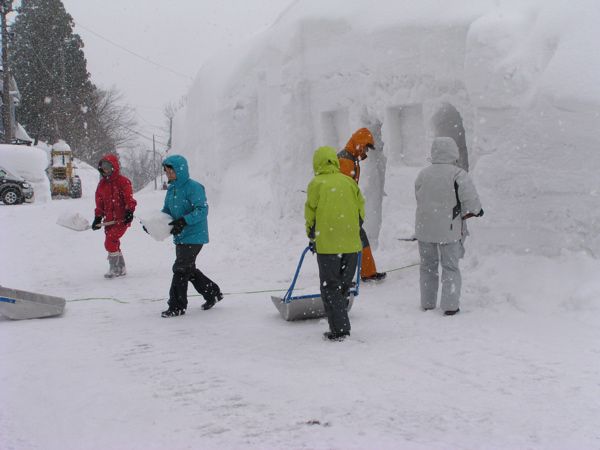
[384,104,426,166]
[431,103,469,171]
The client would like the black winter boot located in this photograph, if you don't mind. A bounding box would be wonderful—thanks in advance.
[323,331,350,342]
[161,308,186,318]
[361,272,387,282]
[201,292,224,310]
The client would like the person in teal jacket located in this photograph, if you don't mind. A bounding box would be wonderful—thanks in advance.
[305,146,365,341]
[160,154,223,318]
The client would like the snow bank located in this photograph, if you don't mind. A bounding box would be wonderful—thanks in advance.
[0,144,51,203]
[465,0,600,109]
[73,159,99,199]
[173,0,600,257]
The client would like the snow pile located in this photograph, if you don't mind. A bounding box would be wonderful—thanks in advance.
[137,210,173,241]
[0,144,51,203]
[52,139,71,152]
[173,0,600,257]
[465,0,600,109]
[73,158,99,199]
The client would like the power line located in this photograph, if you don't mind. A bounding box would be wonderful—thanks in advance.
[73,21,194,81]
[122,125,169,147]
[136,111,165,131]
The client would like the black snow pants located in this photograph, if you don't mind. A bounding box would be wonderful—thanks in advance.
[316,252,358,335]
[168,244,221,310]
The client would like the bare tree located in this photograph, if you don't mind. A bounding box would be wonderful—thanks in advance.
[93,86,137,148]
[119,146,156,192]
[81,86,137,163]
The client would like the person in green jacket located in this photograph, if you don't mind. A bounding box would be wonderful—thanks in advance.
[305,146,365,341]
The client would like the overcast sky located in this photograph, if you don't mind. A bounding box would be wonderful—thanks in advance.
[57,0,294,150]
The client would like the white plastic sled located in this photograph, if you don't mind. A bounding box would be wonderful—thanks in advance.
[0,285,66,320]
[271,247,361,321]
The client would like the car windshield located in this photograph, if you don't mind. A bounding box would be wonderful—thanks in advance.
[0,166,24,181]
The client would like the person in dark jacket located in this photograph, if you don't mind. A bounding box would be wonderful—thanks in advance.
[414,137,483,315]
[92,154,137,278]
[305,146,365,341]
[160,154,223,318]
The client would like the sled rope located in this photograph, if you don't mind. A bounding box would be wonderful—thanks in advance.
[66,288,304,304]
[68,297,129,304]
[65,262,419,303]
[385,262,420,273]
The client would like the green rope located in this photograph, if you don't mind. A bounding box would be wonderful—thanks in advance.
[67,297,129,304]
[385,262,420,273]
[65,263,419,303]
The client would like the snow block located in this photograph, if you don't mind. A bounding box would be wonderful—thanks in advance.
[138,211,173,241]
[56,212,91,231]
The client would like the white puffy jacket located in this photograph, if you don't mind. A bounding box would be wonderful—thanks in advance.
[415,137,482,244]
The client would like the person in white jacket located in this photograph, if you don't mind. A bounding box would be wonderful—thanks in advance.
[414,137,483,315]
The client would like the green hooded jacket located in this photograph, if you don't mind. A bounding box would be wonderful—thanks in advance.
[305,146,365,254]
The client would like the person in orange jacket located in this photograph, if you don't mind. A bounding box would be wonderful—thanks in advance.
[338,128,387,282]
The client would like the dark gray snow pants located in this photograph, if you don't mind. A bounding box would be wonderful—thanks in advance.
[316,253,358,335]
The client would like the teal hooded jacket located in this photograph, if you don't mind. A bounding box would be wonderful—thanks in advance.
[162,154,209,245]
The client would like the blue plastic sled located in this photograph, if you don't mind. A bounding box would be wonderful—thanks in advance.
[271,247,361,321]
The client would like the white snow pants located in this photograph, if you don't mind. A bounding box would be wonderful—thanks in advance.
[418,240,463,312]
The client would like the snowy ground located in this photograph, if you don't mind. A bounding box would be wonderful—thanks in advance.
[1,187,600,449]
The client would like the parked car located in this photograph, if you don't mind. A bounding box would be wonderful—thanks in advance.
[0,166,34,205]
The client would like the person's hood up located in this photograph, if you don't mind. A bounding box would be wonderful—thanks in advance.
[430,137,459,164]
[163,154,190,184]
[313,146,341,175]
[99,154,121,176]
[344,127,374,160]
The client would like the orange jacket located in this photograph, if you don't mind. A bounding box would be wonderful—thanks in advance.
[337,128,374,183]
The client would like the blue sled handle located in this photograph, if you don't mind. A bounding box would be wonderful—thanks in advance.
[283,247,362,303]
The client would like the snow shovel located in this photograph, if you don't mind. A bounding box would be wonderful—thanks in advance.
[0,285,66,320]
[56,212,117,231]
[271,246,362,321]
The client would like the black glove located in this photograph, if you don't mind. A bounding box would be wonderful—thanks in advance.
[91,216,103,231]
[308,241,316,254]
[169,217,187,236]
[477,208,484,217]
[124,210,134,224]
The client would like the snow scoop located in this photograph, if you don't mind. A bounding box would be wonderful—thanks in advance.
[56,212,117,231]
[0,285,66,320]
[271,246,362,321]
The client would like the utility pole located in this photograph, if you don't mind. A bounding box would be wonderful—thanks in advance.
[152,134,157,190]
[1,0,13,144]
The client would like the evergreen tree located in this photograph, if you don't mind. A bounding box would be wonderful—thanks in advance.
[11,0,96,154]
